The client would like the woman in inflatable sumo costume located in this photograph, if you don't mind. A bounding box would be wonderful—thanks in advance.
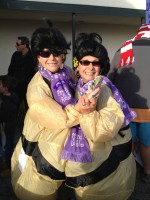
[11,22,99,200]
[63,32,136,200]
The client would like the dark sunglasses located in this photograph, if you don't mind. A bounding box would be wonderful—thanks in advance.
[16,42,23,46]
[79,60,100,67]
[39,49,63,58]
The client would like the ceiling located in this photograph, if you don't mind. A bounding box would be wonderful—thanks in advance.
[0,9,143,25]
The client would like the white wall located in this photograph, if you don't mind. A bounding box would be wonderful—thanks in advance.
[75,22,138,60]
[0,19,72,74]
[0,19,138,75]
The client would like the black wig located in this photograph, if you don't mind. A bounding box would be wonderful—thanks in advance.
[74,33,110,75]
[31,21,70,59]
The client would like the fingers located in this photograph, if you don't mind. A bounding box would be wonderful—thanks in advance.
[81,97,90,107]
[77,86,101,114]
[82,102,86,106]
[87,86,101,99]
[80,87,100,106]
[80,96,97,109]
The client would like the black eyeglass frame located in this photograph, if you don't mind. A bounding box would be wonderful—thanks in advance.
[16,42,24,46]
[79,60,101,67]
[39,49,65,58]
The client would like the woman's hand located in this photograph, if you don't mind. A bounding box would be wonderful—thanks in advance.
[75,87,101,114]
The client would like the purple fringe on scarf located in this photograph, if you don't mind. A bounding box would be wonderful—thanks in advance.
[61,126,92,162]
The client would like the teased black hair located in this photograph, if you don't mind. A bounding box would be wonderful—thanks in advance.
[74,32,110,75]
[31,21,70,59]
[18,36,30,48]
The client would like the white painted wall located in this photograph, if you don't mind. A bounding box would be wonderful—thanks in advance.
[0,19,138,75]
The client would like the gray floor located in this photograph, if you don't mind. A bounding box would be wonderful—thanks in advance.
[128,162,150,200]
[0,162,150,200]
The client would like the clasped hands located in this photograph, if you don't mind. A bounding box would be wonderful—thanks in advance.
[75,86,101,114]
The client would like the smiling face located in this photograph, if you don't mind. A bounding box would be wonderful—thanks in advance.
[77,55,101,83]
[38,48,63,73]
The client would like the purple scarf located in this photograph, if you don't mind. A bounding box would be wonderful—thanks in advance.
[39,64,92,163]
[77,75,137,125]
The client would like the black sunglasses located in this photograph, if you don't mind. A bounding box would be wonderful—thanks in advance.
[16,42,23,46]
[79,60,100,67]
[39,49,63,58]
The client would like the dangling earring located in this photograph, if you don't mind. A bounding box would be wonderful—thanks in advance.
[60,54,66,69]
[75,68,80,82]
[60,63,64,69]
[62,54,66,63]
